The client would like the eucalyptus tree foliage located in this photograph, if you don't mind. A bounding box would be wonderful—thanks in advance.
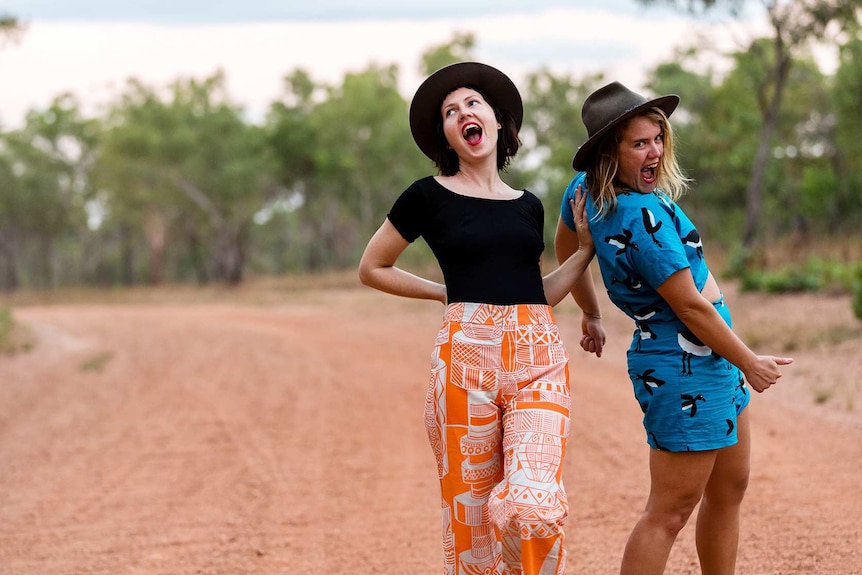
[805,35,862,237]
[267,64,426,271]
[258,70,318,274]
[0,94,97,289]
[737,0,861,248]
[419,31,476,77]
[94,79,175,285]
[0,152,17,290]
[645,61,737,233]
[649,46,830,243]
[509,69,604,248]
[261,33,479,274]
[637,0,746,15]
[0,14,23,47]
[639,0,862,255]
[97,71,279,285]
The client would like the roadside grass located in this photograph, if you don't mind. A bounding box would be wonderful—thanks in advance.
[80,351,115,373]
[0,242,859,415]
[0,307,34,355]
[0,270,365,308]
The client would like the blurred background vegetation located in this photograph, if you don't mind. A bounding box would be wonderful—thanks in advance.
[0,0,861,317]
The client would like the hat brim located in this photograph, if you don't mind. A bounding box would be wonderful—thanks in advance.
[571,95,679,171]
[409,62,523,161]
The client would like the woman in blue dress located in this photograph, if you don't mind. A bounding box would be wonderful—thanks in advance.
[556,82,793,575]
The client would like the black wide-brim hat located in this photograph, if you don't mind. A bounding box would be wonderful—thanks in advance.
[409,61,523,161]
[572,81,679,171]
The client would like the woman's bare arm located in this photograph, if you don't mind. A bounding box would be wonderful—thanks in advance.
[656,270,793,392]
[358,219,447,304]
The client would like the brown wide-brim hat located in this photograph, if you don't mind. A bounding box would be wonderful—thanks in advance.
[409,61,523,161]
[572,81,679,171]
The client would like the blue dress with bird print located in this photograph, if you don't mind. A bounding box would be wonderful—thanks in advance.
[561,172,749,452]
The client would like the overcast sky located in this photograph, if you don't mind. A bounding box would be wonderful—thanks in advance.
[4,1,690,22]
[0,1,772,128]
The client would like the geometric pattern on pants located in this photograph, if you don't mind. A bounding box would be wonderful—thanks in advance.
[424,302,571,575]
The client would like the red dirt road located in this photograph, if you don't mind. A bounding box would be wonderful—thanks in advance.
[1,285,860,574]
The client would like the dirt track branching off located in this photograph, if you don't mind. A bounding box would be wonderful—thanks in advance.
[0,279,859,574]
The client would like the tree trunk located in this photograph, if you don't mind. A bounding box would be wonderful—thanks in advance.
[183,216,209,285]
[0,231,19,292]
[38,237,54,289]
[214,224,246,285]
[742,39,793,253]
[119,224,136,286]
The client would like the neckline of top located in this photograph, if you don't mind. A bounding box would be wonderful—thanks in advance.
[430,176,525,201]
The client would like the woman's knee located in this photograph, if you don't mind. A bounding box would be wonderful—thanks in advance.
[644,495,701,536]
[705,466,750,507]
[492,486,568,535]
[704,444,751,506]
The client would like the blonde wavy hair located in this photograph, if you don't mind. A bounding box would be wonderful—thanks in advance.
[585,108,690,217]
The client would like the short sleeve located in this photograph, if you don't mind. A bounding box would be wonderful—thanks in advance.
[386,180,426,243]
[559,172,586,232]
[525,191,545,235]
[627,200,690,289]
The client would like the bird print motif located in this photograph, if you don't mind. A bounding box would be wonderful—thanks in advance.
[641,208,663,247]
[605,228,639,254]
[677,328,713,375]
[631,305,659,323]
[682,229,703,259]
[681,393,706,417]
[634,323,655,352]
[611,272,643,292]
[658,194,677,217]
[735,372,747,396]
[635,369,666,396]
[631,305,660,352]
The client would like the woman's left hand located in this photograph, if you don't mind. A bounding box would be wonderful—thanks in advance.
[571,184,594,251]
[580,316,606,357]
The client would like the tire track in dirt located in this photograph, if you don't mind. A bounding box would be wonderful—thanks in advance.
[0,291,859,575]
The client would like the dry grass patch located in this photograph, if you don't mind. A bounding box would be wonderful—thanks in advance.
[0,307,35,355]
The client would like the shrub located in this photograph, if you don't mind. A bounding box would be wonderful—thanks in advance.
[853,270,862,321]
[739,258,862,295]
[0,307,14,353]
[739,267,820,293]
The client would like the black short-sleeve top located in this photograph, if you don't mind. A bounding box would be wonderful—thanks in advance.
[387,176,547,305]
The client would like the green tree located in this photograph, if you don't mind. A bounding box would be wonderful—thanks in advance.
[638,0,862,257]
[0,13,23,47]
[0,94,97,289]
[420,31,476,76]
[651,44,831,244]
[0,148,17,290]
[267,64,425,271]
[257,70,319,274]
[517,69,604,240]
[639,0,746,13]
[830,33,862,231]
[96,72,279,285]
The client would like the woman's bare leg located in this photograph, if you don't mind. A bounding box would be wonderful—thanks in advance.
[620,448,717,575]
[696,410,751,575]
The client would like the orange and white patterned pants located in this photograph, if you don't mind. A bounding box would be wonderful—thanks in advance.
[425,302,571,575]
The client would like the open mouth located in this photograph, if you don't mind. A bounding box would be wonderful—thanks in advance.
[462,123,483,145]
[642,164,657,184]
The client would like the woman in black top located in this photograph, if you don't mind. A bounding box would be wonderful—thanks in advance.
[358,62,600,575]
